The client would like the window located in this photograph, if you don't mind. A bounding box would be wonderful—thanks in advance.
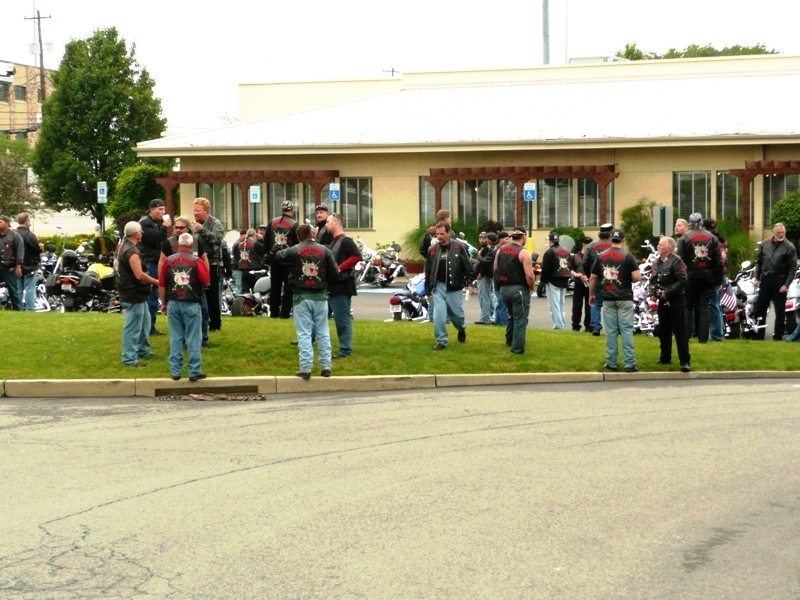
[498,180,533,230]
[303,182,331,224]
[231,186,243,231]
[763,174,800,226]
[0,83,9,102]
[457,180,491,226]
[266,182,300,222]
[419,178,453,225]
[538,178,573,229]
[341,178,372,229]
[14,86,26,101]
[673,171,710,219]
[196,183,228,226]
[716,171,754,226]
[37,88,42,102]
[577,179,615,227]
[15,132,27,141]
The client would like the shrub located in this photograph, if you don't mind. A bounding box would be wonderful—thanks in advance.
[770,191,800,247]
[620,198,659,260]
[716,217,756,277]
[109,165,167,219]
[547,226,585,253]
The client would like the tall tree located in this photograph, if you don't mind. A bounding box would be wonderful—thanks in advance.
[0,136,36,217]
[32,27,172,224]
[617,42,776,61]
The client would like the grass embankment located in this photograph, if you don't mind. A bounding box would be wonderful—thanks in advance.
[0,312,797,380]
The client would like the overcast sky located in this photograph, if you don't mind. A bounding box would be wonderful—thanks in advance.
[5,0,800,134]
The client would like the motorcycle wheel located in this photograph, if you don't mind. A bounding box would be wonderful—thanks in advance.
[393,311,402,321]
[727,322,741,339]
[380,277,392,288]
[231,296,253,317]
[536,281,546,298]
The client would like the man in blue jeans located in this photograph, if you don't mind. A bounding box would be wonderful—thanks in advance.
[423,221,475,350]
[138,199,171,336]
[495,226,536,354]
[276,224,339,379]
[117,222,159,367]
[583,223,614,335]
[325,212,362,359]
[589,229,641,372]
[159,232,210,382]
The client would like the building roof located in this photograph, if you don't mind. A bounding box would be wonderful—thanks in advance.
[136,55,800,157]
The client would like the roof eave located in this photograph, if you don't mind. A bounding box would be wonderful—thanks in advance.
[135,134,800,158]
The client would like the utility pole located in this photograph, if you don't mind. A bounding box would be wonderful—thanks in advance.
[542,0,550,65]
[24,10,51,102]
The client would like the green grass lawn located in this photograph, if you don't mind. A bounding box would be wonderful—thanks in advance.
[1,311,797,380]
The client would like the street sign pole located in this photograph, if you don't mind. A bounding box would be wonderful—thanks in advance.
[97,181,107,236]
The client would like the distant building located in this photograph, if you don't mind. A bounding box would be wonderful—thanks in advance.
[0,59,52,145]
[136,55,800,255]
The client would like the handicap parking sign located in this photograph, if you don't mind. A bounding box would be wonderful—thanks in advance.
[329,182,341,202]
[523,182,537,202]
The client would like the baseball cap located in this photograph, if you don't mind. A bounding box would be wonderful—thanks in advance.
[583,236,593,244]
[487,232,498,243]
[315,205,329,212]
[478,231,488,238]
[496,231,509,240]
[510,226,526,239]
[0,215,10,224]
[600,223,614,233]
[611,229,625,242]
[547,232,559,243]
[282,200,294,211]
[257,224,267,229]
[148,199,165,209]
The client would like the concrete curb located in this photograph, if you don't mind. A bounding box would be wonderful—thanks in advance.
[2,370,800,398]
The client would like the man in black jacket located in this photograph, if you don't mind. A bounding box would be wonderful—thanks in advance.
[275,224,339,379]
[652,236,691,371]
[266,200,299,318]
[16,213,41,311]
[138,199,171,335]
[677,213,723,344]
[474,232,496,324]
[754,222,798,340]
[424,221,475,350]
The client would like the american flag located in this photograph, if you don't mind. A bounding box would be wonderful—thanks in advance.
[720,283,738,311]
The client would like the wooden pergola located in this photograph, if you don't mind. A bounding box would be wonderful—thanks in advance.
[423,165,619,227]
[154,169,339,229]
[729,160,800,233]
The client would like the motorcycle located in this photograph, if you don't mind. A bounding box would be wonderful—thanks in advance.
[782,267,800,333]
[389,272,429,321]
[354,239,406,287]
[729,260,764,339]
[231,269,271,317]
[45,244,117,312]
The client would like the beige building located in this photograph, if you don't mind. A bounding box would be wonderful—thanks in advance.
[136,54,800,257]
[0,59,51,145]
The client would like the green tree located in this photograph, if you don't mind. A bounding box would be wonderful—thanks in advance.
[620,198,658,260]
[31,27,172,224]
[617,44,778,60]
[617,42,776,61]
[0,136,36,216]
[770,191,800,248]
[109,164,167,219]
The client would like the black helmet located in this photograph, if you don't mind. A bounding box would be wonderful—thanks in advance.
[61,250,78,270]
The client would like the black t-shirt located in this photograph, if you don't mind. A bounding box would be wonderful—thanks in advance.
[436,244,450,282]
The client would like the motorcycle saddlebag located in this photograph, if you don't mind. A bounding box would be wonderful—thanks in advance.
[76,272,103,295]
[45,274,61,296]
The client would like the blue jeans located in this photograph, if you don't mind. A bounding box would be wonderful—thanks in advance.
[477,276,494,323]
[546,283,567,330]
[168,301,203,377]
[432,282,466,345]
[293,296,332,372]
[603,300,635,369]
[500,284,530,353]
[787,320,800,342]
[590,290,604,331]
[146,261,160,332]
[121,301,151,365]
[0,270,22,310]
[22,272,38,311]
[493,287,508,326]
[201,292,209,344]
[328,293,353,356]
[709,286,723,341]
